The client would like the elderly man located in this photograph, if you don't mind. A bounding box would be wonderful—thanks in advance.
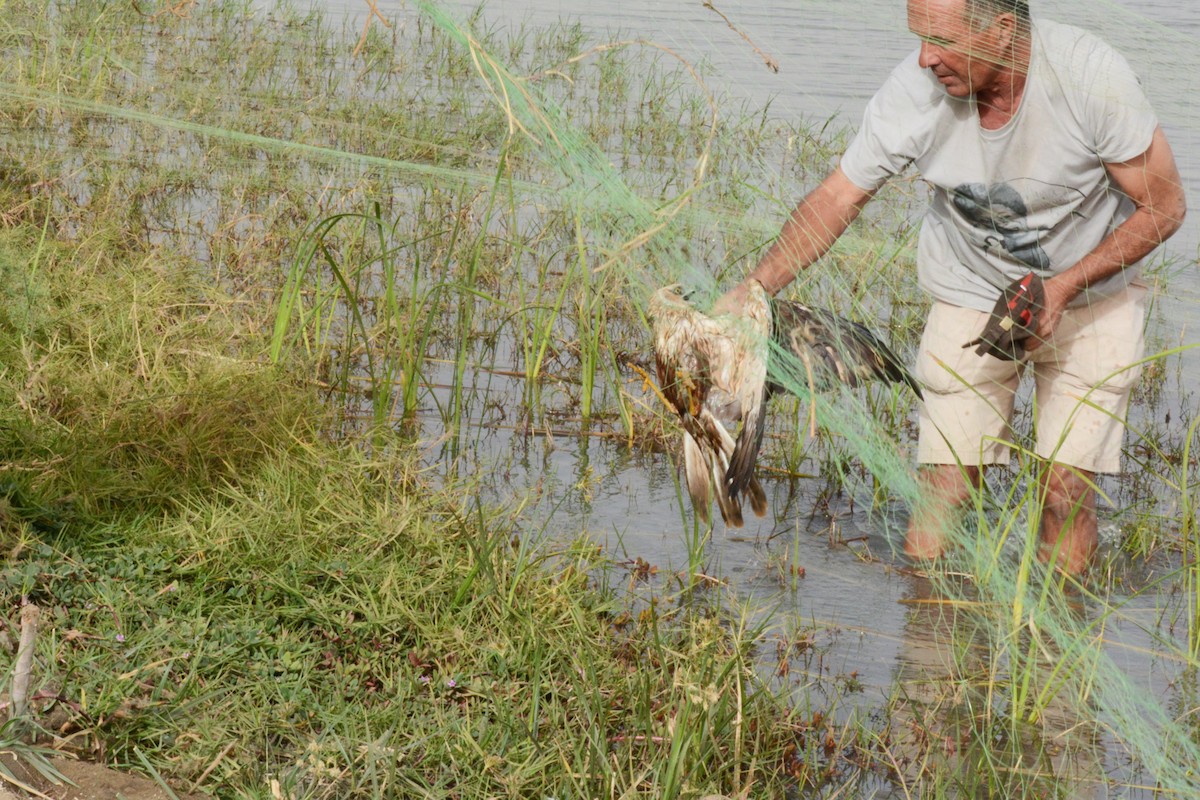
[719,0,1186,574]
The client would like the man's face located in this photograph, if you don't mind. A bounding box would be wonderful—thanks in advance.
[907,0,1008,97]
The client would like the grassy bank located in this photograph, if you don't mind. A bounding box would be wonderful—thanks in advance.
[2,0,1198,797]
[0,211,818,797]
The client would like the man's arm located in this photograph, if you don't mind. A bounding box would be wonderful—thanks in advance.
[715,166,877,312]
[1031,125,1187,346]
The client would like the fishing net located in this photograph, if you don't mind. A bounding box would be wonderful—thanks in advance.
[2,0,1198,795]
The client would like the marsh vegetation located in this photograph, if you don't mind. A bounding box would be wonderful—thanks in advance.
[0,1,1198,797]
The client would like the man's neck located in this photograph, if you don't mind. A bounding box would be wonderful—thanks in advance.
[976,36,1032,129]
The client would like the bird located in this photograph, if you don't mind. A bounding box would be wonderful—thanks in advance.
[648,281,771,528]
[649,280,920,527]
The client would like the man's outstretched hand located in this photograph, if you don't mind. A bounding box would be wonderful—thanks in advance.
[712,281,754,317]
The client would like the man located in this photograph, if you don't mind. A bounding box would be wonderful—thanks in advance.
[718,0,1186,574]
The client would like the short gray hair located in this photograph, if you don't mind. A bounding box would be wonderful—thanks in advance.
[964,0,1031,31]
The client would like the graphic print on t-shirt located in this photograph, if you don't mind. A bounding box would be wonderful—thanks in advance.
[951,182,1051,271]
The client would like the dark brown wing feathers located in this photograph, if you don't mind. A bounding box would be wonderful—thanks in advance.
[769,300,922,399]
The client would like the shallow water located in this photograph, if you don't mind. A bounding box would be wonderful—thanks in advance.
[298,0,1200,792]
[304,0,1200,791]
[329,1,1200,232]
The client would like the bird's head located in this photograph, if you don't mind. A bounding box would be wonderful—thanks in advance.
[648,283,693,318]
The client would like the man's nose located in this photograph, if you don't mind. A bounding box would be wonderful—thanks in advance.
[918,41,942,69]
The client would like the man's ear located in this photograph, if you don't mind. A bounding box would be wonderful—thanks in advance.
[992,12,1017,54]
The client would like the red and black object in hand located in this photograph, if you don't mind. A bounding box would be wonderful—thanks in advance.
[963,272,1046,361]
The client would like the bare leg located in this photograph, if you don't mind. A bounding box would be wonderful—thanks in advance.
[1038,463,1097,576]
[905,464,982,560]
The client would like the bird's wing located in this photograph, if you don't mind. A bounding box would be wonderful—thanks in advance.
[682,431,713,526]
[839,317,923,397]
[655,345,699,419]
[681,405,745,527]
[652,292,751,527]
[771,300,921,398]
[721,283,771,506]
[767,301,828,396]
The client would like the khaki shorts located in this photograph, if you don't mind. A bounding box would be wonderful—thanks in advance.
[915,283,1147,473]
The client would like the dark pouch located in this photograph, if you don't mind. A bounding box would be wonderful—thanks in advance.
[963,272,1045,361]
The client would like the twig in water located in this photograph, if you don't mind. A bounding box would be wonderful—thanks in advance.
[129,0,196,19]
[354,0,394,58]
[703,2,780,73]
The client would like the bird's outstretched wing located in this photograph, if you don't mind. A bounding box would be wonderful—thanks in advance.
[770,301,922,399]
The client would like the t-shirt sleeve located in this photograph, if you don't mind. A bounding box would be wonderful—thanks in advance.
[1072,36,1157,164]
[839,52,932,191]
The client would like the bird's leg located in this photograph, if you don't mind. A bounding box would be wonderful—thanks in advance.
[629,363,676,414]
[681,372,703,416]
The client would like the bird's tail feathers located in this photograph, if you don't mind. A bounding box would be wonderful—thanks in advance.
[682,412,747,528]
[725,393,767,507]
[682,433,713,526]
[713,478,745,527]
[747,476,768,518]
[702,412,744,528]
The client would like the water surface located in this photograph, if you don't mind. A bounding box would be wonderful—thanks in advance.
[316,2,1200,792]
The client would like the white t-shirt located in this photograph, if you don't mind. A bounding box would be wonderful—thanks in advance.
[840,19,1157,311]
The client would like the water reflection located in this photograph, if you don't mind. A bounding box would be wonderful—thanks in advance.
[886,576,1096,796]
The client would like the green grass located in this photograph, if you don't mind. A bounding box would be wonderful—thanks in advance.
[2,457,796,797]
[0,210,814,797]
[2,0,1199,797]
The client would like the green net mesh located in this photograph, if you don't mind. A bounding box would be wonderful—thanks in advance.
[2,0,1198,795]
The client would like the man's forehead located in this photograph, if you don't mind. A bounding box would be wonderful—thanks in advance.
[907,0,970,28]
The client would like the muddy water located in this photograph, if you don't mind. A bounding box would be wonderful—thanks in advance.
[388,0,1200,325]
[346,1,1200,235]
[321,1,1196,792]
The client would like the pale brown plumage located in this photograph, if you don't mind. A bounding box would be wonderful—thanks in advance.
[648,281,770,528]
[649,281,921,528]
